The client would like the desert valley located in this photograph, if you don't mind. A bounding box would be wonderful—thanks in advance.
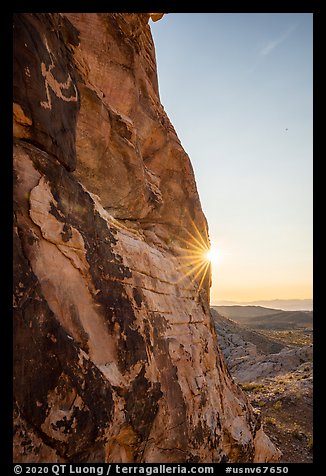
[212,305,313,463]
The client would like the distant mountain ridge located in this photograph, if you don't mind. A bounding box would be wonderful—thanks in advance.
[212,305,313,330]
[213,299,313,311]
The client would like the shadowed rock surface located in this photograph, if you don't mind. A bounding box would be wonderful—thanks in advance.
[13,13,280,463]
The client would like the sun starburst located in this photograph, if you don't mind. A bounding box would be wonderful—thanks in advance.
[175,219,214,294]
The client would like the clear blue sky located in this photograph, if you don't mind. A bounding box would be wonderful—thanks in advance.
[151,13,313,304]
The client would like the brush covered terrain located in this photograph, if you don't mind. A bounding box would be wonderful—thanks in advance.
[212,307,313,463]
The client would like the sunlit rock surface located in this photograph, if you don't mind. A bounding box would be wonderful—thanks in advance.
[13,13,280,463]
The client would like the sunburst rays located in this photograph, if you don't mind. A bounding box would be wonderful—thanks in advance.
[175,219,212,293]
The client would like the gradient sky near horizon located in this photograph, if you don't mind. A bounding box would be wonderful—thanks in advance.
[151,13,313,304]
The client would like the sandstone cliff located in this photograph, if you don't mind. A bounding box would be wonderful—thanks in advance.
[13,13,280,463]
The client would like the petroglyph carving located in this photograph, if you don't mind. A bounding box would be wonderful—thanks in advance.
[40,62,78,110]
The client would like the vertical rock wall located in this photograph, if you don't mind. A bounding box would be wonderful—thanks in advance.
[13,13,280,463]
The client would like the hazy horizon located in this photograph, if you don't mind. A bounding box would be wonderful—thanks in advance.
[152,13,313,303]
[212,298,313,311]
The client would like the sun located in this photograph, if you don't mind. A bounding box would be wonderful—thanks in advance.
[204,246,219,264]
[173,220,219,294]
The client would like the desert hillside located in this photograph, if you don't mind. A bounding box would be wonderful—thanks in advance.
[211,307,313,463]
[213,305,313,329]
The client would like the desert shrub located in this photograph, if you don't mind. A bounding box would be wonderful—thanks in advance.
[291,424,304,440]
[273,400,282,411]
[307,435,313,451]
[257,400,266,407]
[264,416,276,425]
[239,382,265,392]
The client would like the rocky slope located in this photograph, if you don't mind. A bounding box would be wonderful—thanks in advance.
[212,309,313,382]
[13,13,280,463]
[211,310,313,462]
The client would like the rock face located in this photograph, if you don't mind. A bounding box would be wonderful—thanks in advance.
[13,13,280,463]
